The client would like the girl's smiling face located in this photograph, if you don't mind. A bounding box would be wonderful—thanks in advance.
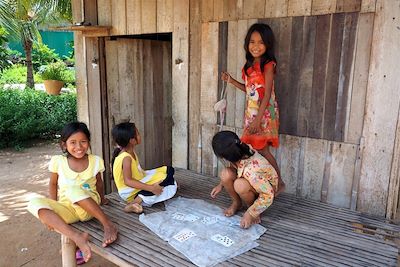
[248,31,266,60]
[64,131,89,158]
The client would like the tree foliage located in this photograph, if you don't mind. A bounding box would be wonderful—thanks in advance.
[0,0,72,88]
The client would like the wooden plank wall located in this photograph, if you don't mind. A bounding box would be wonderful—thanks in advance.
[358,0,400,217]
[105,38,172,170]
[260,13,359,142]
[190,3,376,209]
[82,0,400,217]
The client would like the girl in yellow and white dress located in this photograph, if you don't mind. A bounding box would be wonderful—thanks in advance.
[28,122,118,263]
[111,122,177,213]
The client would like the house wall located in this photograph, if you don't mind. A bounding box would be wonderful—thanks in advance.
[72,0,400,218]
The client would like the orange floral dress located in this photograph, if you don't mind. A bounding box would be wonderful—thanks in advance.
[237,148,278,217]
[241,61,279,149]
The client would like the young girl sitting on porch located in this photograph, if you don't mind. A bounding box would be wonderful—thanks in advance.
[111,122,177,213]
[210,130,278,229]
[28,122,118,263]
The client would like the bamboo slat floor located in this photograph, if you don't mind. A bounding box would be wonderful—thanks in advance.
[72,169,400,266]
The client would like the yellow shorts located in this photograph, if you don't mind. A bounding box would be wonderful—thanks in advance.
[28,186,100,224]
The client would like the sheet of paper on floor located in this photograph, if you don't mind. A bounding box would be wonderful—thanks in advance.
[139,197,266,267]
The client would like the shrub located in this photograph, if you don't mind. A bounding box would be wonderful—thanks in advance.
[0,27,11,72]
[0,88,77,148]
[38,61,67,81]
[0,65,42,86]
[32,43,61,71]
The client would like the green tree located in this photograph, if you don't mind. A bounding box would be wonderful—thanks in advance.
[0,0,71,88]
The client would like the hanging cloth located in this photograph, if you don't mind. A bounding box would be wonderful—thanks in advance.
[213,79,228,131]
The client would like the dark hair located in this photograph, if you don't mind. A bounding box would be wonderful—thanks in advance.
[111,122,137,167]
[60,122,91,156]
[212,131,254,163]
[243,23,276,76]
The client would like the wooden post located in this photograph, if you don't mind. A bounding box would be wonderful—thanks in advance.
[61,235,76,267]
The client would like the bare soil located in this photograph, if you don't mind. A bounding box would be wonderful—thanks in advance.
[0,141,116,267]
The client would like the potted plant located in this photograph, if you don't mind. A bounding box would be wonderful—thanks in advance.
[39,61,67,95]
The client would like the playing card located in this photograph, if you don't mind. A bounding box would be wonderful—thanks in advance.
[211,234,234,247]
[172,212,186,221]
[173,229,196,242]
[229,221,241,227]
[201,216,218,225]
[184,214,200,222]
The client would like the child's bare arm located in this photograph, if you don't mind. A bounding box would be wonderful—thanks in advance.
[210,182,223,198]
[248,64,274,134]
[95,173,108,205]
[122,156,163,195]
[49,172,58,200]
[247,182,274,218]
[221,71,245,92]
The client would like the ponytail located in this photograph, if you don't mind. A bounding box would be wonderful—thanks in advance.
[212,131,254,163]
[111,147,122,174]
[111,122,138,175]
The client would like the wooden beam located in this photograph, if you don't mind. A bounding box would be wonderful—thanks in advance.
[336,0,361,13]
[201,0,214,23]
[71,0,88,125]
[200,22,219,175]
[126,0,141,34]
[97,0,112,26]
[172,0,189,168]
[288,0,312,17]
[265,0,288,18]
[361,0,376,13]
[345,13,374,144]
[141,0,157,33]
[312,0,337,15]
[61,235,76,267]
[51,26,112,37]
[242,0,265,19]
[111,0,126,35]
[188,0,202,171]
[358,1,400,216]
[387,108,400,220]
[157,0,174,32]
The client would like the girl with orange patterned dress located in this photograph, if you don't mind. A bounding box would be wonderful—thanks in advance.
[218,23,285,216]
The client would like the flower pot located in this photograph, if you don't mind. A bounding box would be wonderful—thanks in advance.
[44,80,64,95]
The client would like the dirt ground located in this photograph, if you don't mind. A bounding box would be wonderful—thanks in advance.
[0,141,116,267]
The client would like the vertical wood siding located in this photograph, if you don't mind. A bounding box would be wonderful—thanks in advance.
[218,14,361,144]
[105,38,172,169]
[75,0,399,217]
[195,13,370,209]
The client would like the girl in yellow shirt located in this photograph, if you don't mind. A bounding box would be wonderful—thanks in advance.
[28,122,118,263]
[111,122,177,213]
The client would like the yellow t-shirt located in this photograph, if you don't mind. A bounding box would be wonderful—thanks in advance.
[48,154,105,204]
[113,151,167,201]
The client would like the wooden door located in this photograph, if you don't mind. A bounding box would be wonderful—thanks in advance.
[105,37,172,169]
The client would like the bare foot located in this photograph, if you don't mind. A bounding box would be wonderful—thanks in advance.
[73,232,92,262]
[102,223,118,247]
[275,180,286,197]
[224,200,242,217]
[124,203,143,213]
[240,212,260,229]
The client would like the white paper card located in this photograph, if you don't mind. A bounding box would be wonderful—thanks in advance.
[173,229,196,242]
[184,214,200,222]
[172,212,186,221]
[201,216,218,225]
[211,234,235,247]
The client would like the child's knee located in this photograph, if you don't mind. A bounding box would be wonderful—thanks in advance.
[233,178,252,195]
[28,197,50,218]
[220,167,236,184]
